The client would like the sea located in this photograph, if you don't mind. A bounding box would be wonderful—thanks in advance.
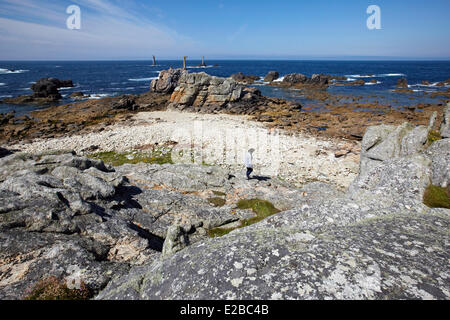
[1,60,449,116]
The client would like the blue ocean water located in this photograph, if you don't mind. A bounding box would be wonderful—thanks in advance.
[1,60,449,116]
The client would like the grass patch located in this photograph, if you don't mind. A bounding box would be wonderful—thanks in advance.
[208,199,281,238]
[427,130,442,145]
[423,185,450,209]
[208,197,226,207]
[24,276,91,301]
[212,191,227,197]
[89,148,173,166]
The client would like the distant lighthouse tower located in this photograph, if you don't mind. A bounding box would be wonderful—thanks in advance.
[201,56,206,67]
[152,56,156,66]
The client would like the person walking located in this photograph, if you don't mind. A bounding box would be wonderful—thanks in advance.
[245,148,255,180]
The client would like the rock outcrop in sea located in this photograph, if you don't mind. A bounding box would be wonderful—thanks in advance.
[160,71,300,115]
[264,71,279,82]
[2,78,74,105]
[230,73,260,84]
[275,73,330,89]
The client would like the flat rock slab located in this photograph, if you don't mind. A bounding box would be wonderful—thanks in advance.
[96,212,450,300]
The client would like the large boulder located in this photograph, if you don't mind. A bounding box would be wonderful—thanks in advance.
[264,71,279,82]
[96,210,448,300]
[441,103,450,138]
[424,139,450,188]
[282,73,308,85]
[280,73,329,89]
[230,73,260,84]
[168,72,244,111]
[150,68,187,94]
[111,95,139,111]
[354,122,429,183]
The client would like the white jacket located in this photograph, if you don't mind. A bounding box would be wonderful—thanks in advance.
[244,152,253,168]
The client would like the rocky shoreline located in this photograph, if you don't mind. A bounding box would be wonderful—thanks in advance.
[0,69,449,300]
[0,105,448,300]
[1,69,448,145]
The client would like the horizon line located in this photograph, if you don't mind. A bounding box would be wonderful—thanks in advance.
[1,57,450,62]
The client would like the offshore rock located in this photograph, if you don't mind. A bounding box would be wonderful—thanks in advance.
[230,73,260,84]
[264,71,279,82]
[2,78,74,105]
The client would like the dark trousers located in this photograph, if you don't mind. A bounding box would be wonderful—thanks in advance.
[246,167,253,179]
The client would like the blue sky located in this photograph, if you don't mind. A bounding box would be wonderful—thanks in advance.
[0,0,449,60]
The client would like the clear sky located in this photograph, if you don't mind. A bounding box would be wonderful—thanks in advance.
[0,0,449,60]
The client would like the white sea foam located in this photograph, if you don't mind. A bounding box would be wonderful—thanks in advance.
[88,93,115,100]
[273,76,285,82]
[365,81,382,85]
[376,73,405,77]
[128,77,158,82]
[346,74,375,78]
[59,85,80,90]
[0,95,12,98]
[0,83,5,86]
[346,73,405,78]
[187,65,215,69]
[0,68,29,74]
[409,82,442,88]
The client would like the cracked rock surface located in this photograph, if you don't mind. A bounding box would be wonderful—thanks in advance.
[1,118,449,300]
[96,121,449,300]
[0,151,312,299]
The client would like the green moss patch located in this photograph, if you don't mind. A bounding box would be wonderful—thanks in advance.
[24,277,91,300]
[208,199,281,238]
[89,148,173,166]
[207,197,226,207]
[427,130,442,146]
[423,185,450,209]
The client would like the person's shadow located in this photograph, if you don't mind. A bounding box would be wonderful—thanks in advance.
[250,175,271,181]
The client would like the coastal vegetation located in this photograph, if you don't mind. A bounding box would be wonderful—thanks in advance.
[207,197,227,207]
[208,199,281,238]
[89,149,174,166]
[427,130,442,145]
[423,185,450,209]
[24,277,91,301]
